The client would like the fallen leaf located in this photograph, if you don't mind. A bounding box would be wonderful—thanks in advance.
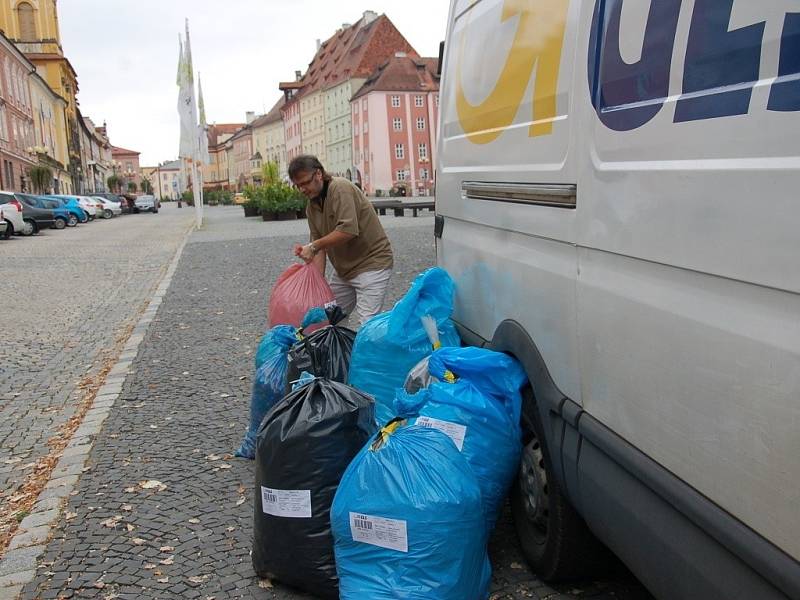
[206,454,221,462]
[226,527,235,532]
[235,497,245,506]
[100,516,122,528]
[159,546,175,552]
[160,557,174,565]
[123,487,136,493]
[65,511,77,520]
[125,523,135,532]
[217,463,232,470]
[139,480,167,492]
[132,538,146,546]
[157,577,169,583]
[93,581,105,589]
[258,578,273,589]
[121,504,132,511]
[237,484,246,494]
[510,562,524,570]
[143,563,156,570]
[220,393,230,398]
[188,575,209,584]
[188,518,200,524]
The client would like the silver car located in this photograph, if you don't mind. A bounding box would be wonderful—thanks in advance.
[134,195,159,213]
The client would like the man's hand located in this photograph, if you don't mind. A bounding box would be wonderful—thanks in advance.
[293,243,303,257]
[298,243,316,263]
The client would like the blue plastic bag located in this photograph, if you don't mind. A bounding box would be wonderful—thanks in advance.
[235,325,297,458]
[331,422,491,599]
[396,347,527,530]
[348,268,460,421]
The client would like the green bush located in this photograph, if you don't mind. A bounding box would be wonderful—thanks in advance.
[220,190,233,205]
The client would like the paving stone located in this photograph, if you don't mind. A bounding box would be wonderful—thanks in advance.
[18,510,59,530]
[0,569,34,587]
[0,545,45,576]
[8,525,51,550]
[0,584,23,600]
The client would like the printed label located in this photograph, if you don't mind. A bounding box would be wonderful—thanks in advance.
[415,416,467,451]
[349,512,408,553]
[261,486,312,518]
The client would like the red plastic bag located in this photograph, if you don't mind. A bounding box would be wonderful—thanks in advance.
[268,263,335,330]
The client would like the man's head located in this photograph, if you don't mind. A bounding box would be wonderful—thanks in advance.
[289,155,328,199]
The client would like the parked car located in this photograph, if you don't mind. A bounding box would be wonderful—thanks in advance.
[0,191,26,238]
[134,195,159,213]
[74,196,99,220]
[16,194,72,229]
[92,196,121,218]
[0,209,7,237]
[11,193,55,235]
[44,195,89,223]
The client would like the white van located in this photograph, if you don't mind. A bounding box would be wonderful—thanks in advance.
[436,2,799,598]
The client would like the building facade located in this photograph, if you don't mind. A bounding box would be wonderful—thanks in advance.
[226,124,252,191]
[110,145,140,193]
[149,160,183,200]
[202,123,242,191]
[29,69,68,193]
[251,97,286,180]
[0,30,35,191]
[352,54,439,196]
[1,0,83,192]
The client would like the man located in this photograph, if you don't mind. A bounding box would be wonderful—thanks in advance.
[290,155,393,325]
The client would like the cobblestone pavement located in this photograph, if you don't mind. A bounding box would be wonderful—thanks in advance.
[0,206,194,544]
[16,207,651,599]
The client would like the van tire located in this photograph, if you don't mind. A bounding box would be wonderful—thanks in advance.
[511,388,613,581]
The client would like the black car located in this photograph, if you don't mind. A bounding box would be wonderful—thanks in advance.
[13,193,55,235]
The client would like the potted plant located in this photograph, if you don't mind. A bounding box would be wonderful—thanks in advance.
[289,187,307,219]
[242,186,260,217]
[259,186,278,221]
[274,184,298,221]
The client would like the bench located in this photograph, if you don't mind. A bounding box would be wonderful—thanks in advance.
[371,199,435,217]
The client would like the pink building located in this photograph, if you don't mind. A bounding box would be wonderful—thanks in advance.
[0,31,35,191]
[110,145,141,191]
[351,54,439,197]
[279,80,303,162]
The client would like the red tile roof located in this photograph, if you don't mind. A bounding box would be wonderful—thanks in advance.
[250,97,285,128]
[281,12,417,112]
[352,54,440,100]
[110,145,140,156]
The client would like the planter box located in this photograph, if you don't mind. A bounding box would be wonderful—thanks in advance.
[261,211,277,221]
[243,205,259,217]
[276,210,297,221]
[296,210,306,219]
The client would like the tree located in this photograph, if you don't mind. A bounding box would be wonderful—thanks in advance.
[28,165,53,194]
[140,179,153,194]
[261,161,281,186]
[107,174,121,193]
[127,181,138,193]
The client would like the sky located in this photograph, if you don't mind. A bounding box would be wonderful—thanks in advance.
[59,1,450,167]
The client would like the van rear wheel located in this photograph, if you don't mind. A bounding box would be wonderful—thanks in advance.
[511,389,613,581]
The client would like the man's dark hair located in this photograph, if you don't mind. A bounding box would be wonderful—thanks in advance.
[288,155,329,181]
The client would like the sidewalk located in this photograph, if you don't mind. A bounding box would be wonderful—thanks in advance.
[6,207,648,599]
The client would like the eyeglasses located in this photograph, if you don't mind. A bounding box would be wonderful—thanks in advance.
[292,170,318,190]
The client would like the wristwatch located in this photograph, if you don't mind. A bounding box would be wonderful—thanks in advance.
[308,242,319,256]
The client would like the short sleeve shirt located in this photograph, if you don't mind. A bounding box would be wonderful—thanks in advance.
[306,177,394,280]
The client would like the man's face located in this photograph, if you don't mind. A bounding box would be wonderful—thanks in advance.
[292,168,323,199]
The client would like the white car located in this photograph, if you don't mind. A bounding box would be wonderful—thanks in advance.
[0,191,25,237]
[76,196,100,220]
[92,196,121,218]
[134,195,159,213]
[0,209,8,237]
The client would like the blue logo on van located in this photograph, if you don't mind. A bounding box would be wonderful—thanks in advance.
[588,0,800,131]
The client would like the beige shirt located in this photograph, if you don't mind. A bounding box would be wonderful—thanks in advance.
[307,177,394,280]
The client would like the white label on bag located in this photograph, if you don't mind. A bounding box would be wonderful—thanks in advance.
[261,486,312,518]
[415,416,467,451]
[349,513,408,553]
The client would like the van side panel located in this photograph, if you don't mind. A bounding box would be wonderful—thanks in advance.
[437,0,582,401]
[577,0,800,561]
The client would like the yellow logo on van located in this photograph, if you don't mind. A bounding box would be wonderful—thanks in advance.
[456,0,569,144]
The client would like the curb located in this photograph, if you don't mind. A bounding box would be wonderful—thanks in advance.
[0,223,195,599]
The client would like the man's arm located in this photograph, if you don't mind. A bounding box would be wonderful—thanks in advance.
[298,229,355,271]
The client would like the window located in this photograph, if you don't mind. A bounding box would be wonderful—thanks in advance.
[415,95,424,107]
[17,2,37,42]
[391,95,400,108]
[396,170,406,181]
[420,168,429,180]
[353,124,359,136]
[394,144,404,159]
[416,117,425,130]
[362,99,367,110]
[393,117,402,131]
[435,95,439,106]
[363,122,368,133]
[418,143,428,160]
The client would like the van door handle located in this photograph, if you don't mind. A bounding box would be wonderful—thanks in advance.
[462,182,577,209]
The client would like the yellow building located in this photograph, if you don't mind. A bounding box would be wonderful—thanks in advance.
[0,0,81,190]
[29,70,69,192]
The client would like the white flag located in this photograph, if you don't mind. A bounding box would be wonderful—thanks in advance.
[177,22,197,160]
[197,75,210,165]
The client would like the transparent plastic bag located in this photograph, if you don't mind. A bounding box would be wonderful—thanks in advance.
[268,263,334,330]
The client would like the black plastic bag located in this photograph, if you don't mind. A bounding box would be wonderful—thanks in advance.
[252,378,376,598]
[286,305,356,391]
